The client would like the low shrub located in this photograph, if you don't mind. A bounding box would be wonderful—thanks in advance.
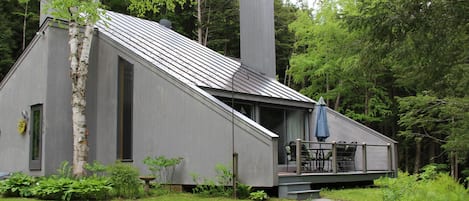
[107,161,143,199]
[31,177,74,200]
[375,165,469,201]
[84,160,107,177]
[0,172,36,197]
[249,190,269,201]
[143,155,183,185]
[191,164,233,197]
[66,177,112,200]
[192,164,252,198]
[236,182,252,199]
[32,176,112,201]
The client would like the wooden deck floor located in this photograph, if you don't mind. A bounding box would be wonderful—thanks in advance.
[278,170,395,184]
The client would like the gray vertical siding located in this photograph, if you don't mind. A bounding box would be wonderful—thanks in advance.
[0,26,49,175]
[239,0,276,78]
[43,26,74,175]
[324,108,397,171]
[94,35,279,186]
[95,36,119,165]
[0,24,102,175]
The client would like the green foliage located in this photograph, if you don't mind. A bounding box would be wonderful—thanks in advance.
[375,167,469,201]
[31,177,74,200]
[56,161,73,178]
[320,187,383,201]
[143,155,183,184]
[43,0,106,25]
[128,0,187,17]
[65,177,112,200]
[288,0,391,125]
[0,0,39,82]
[249,190,269,201]
[191,164,234,197]
[31,176,112,201]
[236,182,252,199]
[107,161,143,199]
[84,160,107,177]
[0,172,36,197]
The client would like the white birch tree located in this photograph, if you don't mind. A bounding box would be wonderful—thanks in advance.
[44,0,105,177]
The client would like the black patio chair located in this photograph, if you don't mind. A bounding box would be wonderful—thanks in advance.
[336,141,348,171]
[343,142,357,171]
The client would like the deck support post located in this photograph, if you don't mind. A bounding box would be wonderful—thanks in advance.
[233,152,238,199]
[362,143,367,173]
[332,141,337,174]
[296,139,301,175]
[387,143,392,171]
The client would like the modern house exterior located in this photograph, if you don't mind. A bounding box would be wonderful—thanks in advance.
[0,0,397,198]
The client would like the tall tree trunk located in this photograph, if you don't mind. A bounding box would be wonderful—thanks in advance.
[203,6,210,46]
[364,88,369,116]
[69,20,94,177]
[414,137,422,174]
[429,140,435,163]
[334,80,342,110]
[326,73,329,105]
[405,146,409,172]
[197,0,203,44]
[22,1,28,51]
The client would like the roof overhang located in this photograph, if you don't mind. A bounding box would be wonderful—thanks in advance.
[203,87,316,109]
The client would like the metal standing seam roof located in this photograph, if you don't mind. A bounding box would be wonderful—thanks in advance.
[96,11,314,104]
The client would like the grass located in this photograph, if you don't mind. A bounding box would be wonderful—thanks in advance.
[320,187,383,201]
[1,192,291,201]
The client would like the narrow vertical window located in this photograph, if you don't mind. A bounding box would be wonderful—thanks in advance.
[117,57,133,161]
[29,104,43,170]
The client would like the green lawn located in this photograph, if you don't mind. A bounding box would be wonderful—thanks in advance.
[0,188,381,201]
[320,188,383,201]
[1,193,292,201]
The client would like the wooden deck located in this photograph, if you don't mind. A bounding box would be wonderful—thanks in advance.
[278,170,395,184]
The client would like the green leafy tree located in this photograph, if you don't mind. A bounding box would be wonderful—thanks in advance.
[346,0,469,176]
[44,0,106,177]
[288,0,391,125]
[274,0,297,84]
[0,0,39,82]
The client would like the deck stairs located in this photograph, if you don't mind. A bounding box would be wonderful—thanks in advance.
[278,176,320,200]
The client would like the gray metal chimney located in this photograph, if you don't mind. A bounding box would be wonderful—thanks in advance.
[239,0,276,78]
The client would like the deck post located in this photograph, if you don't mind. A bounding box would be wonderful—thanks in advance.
[296,139,301,175]
[332,141,337,174]
[233,152,238,199]
[387,143,392,171]
[362,143,367,173]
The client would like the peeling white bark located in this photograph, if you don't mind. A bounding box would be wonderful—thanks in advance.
[69,20,94,177]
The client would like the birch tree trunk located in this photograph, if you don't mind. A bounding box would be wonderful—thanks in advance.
[69,20,94,177]
[45,0,103,178]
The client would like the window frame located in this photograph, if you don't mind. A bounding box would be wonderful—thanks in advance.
[29,104,43,170]
[117,57,134,162]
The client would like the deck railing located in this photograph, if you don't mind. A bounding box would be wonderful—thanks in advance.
[291,139,393,175]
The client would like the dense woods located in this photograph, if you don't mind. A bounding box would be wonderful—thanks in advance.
[0,0,467,180]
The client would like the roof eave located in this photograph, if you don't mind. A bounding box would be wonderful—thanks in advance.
[203,87,316,109]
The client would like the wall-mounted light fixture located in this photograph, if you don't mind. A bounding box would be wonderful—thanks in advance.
[22,110,29,120]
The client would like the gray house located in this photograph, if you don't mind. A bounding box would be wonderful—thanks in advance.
[0,0,396,198]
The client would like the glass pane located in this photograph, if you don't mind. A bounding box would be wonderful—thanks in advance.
[233,103,253,119]
[31,110,40,160]
[118,57,133,160]
[259,107,286,164]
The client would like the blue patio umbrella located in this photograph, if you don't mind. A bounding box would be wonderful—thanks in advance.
[314,97,330,142]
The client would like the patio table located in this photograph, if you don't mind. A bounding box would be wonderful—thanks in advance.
[309,148,331,172]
